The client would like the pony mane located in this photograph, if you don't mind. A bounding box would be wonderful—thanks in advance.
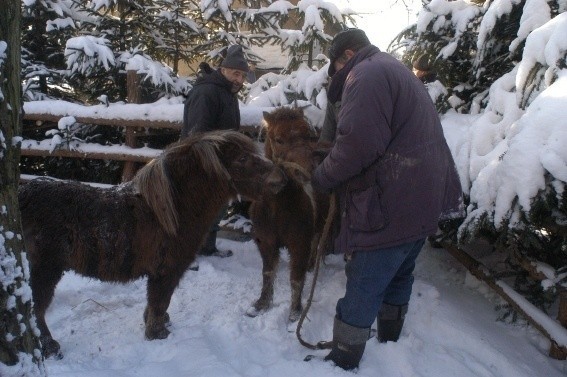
[132,156,179,236]
[132,131,256,236]
[264,107,306,126]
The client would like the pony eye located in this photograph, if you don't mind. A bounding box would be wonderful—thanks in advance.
[238,155,248,163]
[275,138,283,145]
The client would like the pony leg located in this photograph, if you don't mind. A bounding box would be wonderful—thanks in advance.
[30,259,64,359]
[287,242,311,323]
[247,238,279,317]
[144,271,182,340]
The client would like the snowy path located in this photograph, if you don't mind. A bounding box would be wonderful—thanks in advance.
[43,239,566,376]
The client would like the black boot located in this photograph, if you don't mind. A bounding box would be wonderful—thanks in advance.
[324,317,370,371]
[377,303,408,343]
[199,230,233,258]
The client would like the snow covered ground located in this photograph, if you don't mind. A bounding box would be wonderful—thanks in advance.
[40,236,565,377]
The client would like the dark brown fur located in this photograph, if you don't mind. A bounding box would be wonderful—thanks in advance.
[248,108,330,322]
[19,131,286,358]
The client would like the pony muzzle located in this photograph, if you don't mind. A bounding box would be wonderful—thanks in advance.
[265,166,287,194]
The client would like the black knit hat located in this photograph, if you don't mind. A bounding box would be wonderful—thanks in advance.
[221,45,249,72]
[327,28,371,76]
[412,54,432,71]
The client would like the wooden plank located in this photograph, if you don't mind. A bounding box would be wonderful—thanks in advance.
[23,113,261,138]
[23,113,182,130]
[19,139,160,163]
[19,147,154,162]
[442,243,567,359]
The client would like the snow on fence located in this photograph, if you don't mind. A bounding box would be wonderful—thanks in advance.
[21,99,267,181]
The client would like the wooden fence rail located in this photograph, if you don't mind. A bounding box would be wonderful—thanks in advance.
[442,243,567,359]
[20,139,161,163]
[22,100,263,181]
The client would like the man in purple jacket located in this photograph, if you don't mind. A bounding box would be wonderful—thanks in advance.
[312,29,463,370]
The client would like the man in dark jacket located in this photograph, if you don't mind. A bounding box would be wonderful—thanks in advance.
[181,45,248,136]
[312,29,463,370]
[181,44,249,258]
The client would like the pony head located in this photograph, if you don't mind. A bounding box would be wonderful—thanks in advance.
[263,107,317,162]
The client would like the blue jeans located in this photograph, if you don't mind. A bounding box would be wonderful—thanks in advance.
[336,238,425,328]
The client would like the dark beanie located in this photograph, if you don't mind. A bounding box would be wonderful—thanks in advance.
[327,28,371,76]
[220,45,249,72]
[413,54,432,71]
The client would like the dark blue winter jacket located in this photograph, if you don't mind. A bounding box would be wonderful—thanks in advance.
[313,47,463,254]
[181,63,241,138]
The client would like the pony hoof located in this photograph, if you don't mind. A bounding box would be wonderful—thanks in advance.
[145,327,170,340]
[245,306,264,318]
[41,337,63,359]
[286,320,300,333]
[288,309,301,323]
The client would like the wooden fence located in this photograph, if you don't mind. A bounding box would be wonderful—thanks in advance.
[21,69,265,181]
[21,102,262,181]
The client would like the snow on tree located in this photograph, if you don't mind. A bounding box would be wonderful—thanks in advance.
[21,0,78,101]
[147,0,203,75]
[280,0,353,72]
[458,9,567,231]
[65,36,116,75]
[245,62,328,127]
[389,0,484,112]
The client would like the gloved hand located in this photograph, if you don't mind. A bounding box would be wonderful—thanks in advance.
[311,164,331,194]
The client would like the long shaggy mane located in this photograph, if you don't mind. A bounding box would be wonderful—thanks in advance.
[132,131,257,236]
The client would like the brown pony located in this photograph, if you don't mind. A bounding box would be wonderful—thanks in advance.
[247,107,331,323]
[19,130,286,358]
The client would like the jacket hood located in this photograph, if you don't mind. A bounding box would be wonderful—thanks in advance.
[194,62,232,90]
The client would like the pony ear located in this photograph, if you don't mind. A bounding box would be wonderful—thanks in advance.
[263,111,271,122]
[289,165,310,185]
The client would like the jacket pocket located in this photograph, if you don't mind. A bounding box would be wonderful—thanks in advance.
[347,185,388,232]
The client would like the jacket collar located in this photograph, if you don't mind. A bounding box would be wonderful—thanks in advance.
[327,45,380,104]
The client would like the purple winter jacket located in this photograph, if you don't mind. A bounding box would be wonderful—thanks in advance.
[313,49,463,255]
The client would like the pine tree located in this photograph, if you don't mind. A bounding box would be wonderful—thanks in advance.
[389,0,485,113]
[149,0,203,75]
[21,0,76,101]
[281,0,352,72]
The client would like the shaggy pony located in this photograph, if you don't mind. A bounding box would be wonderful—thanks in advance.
[19,130,286,358]
[247,108,331,323]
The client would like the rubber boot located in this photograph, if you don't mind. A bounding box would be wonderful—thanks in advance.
[199,230,233,258]
[377,303,408,343]
[324,317,370,371]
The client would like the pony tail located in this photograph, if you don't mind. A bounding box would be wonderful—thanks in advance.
[133,158,179,236]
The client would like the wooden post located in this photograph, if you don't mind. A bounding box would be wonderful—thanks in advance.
[550,291,567,359]
[122,70,142,182]
[558,291,567,328]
